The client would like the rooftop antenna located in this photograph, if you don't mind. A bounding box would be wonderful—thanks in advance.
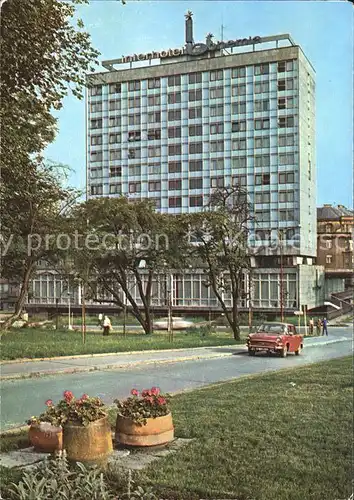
[185,10,194,47]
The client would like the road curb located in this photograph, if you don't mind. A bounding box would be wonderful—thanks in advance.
[0,344,239,365]
[0,351,244,382]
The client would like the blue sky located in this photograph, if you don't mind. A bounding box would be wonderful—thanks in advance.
[45,0,353,207]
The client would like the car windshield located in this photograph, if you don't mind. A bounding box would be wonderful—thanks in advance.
[257,324,286,334]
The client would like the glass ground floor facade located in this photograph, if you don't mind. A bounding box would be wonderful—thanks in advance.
[27,266,324,312]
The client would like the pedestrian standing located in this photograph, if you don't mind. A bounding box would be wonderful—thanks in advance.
[316,318,321,336]
[102,315,112,336]
[98,313,103,327]
[309,318,314,335]
[322,317,328,336]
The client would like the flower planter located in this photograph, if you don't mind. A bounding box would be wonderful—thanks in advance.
[63,416,113,467]
[115,413,174,447]
[28,423,63,453]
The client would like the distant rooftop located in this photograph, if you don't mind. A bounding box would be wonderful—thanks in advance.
[317,204,354,220]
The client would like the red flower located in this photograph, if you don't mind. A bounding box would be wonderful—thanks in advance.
[130,389,139,396]
[45,399,53,407]
[157,397,166,405]
[141,389,151,397]
[145,396,154,404]
[151,387,160,396]
[63,390,74,402]
[81,394,89,400]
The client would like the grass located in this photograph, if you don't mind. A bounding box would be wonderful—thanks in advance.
[0,358,351,499]
[137,357,352,500]
[0,328,241,360]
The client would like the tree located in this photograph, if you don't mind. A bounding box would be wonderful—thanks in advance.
[0,0,99,179]
[187,186,253,340]
[69,197,188,335]
[0,161,78,329]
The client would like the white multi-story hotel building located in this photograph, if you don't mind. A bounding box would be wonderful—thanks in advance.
[27,14,330,315]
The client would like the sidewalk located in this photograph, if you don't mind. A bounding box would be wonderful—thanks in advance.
[0,333,350,381]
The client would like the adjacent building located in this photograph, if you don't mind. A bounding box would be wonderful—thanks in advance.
[317,204,353,292]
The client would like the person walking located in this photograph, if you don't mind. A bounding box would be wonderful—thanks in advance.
[102,315,112,336]
[322,317,328,336]
[316,318,321,336]
[309,318,314,335]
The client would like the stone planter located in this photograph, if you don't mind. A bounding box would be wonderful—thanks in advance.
[115,413,174,447]
[28,423,63,453]
[63,416,113,467]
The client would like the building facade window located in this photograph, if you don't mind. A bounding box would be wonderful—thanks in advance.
[255,192,270,203]
[254,100,269,112]
[129,165,141,176]
[189,107,202,119]
[128,147,141,159]
[254,137,270,148]
[189,178,203,189]
[326,255,333,264]
[189,72,202,84]
[210,104,224,117]
[232,138,247,150]
[279,153,295,165]
[231,84,246,96]
[109,99,121,111]
[210,69,223,81]
[109,133,121,144]
[169,179,182,190]
[168,144,182,155]
[90,103,102,113]
[188,160,202,172]
[148,77,160,89]
[255,210,271,222]
[189,124,203,136]
[232,120,246,132]
[254,63,269,75]
[128,81,140,91]
[168,109,181,121]
[232,102,246,114]
[254,155,270,167]
[148,181,161,192]
[210,140,224,152]
[278,134,295,147]
[168,75,181,86]
[147,129,161,140]
[278,79,294,91]
[255,82,269,93]
[109,184,121,194]
[232,175,247,186]
[278,116,295,128]
[278,97,294,109]
[189,89,202,101]
[129,182,141,193]
[211,176,224,188]
[279,172,295,184]
[209,87,223,99]
[148,95,160,106]
[210,123,224,135]
[90,135,102,146]
[232,67,246,78]
[169,196,182,208]
[109,83,121,94]
[168,92,181,104]
[109,166,122,177]
[255,173,270,185]
[278,60,294,72]
[90,184,103,195]
[254,118,270,130]
[168,126,181,139]
[91,151,103,162]
[148,146,161,157]
[279,191,294,203]
[189,195,203,207]
[232,157,247,168]
[325,240,332,249]
[279,209,295,221]
[189,142,203,154]
[109,117,121,127]
[148,111,161,123]
[128,114,140,126]
[128,131,141,142]
[168,161,182,173]
[90,85,102,96]
[109,149,122,161]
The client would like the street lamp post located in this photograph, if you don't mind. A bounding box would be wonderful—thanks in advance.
[67,291,72,330]
[279,230,284,323]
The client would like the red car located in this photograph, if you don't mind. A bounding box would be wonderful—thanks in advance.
[247,322,303,357]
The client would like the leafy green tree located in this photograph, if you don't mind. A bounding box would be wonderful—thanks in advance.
[187,186,253,340]
[0,0,99,175]
[70,197,188,335]
[0,161,78,329]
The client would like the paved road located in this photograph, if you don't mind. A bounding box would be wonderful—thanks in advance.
[1,334,351,431]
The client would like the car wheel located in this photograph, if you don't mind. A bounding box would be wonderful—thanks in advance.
[280,346,288,358]
[295,345,302,356]
[248,348,256,356]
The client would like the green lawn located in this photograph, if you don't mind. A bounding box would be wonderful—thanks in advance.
[137,357,352,500]
[0,328,240,360]
[0,358,352,499]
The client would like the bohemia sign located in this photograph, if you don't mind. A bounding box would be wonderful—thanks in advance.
[116,35,262,65]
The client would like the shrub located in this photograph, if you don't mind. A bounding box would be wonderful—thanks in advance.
[115,387,171,426]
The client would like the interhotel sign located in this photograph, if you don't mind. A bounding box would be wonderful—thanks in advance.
[116,35,262,65]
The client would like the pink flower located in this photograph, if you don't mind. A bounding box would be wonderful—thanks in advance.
[157,397,166,405]
[130,389,139,396]
[145,396,154,404]
[141,389,151,397]
[45,399,53,407]
[81,394,89,400]
[150,387,160,396]
[63,390,74,402]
